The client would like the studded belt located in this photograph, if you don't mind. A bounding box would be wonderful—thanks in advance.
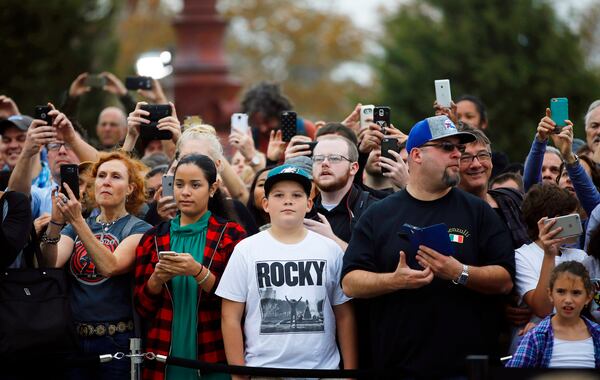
[76,320,134,337]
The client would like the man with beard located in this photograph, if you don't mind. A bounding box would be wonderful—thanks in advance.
[342,115,514,378]
[303,135,378,251]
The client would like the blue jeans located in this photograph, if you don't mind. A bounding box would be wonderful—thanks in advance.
[67,330,133,380]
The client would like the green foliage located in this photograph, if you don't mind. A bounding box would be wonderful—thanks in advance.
[0,0,120,128]
[375,0,600,160]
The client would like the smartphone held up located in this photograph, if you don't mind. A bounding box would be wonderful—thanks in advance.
[34,105,53,126]
[435,79,452,108]
[550,97,568,133]
[140,104,172,140]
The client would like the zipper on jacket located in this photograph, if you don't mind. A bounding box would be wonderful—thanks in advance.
[194,222,228,379]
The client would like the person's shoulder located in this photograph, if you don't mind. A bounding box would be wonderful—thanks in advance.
[233,228,266,248]
[306,230,341,250]
[452,187,488,206]
[127,214,152,230]
[3,190,29,204]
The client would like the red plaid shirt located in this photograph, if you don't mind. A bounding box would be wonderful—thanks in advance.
[134,215,246,380]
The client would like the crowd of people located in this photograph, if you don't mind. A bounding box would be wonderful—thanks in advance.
[2,71,600,379]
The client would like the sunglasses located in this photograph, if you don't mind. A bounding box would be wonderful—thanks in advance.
[420,141,466,154]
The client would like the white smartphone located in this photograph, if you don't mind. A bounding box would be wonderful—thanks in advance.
[434,79,452,108]
[231,113,249,134]
[162,175,174,197]
[544,213,582,238]
[360,105,375,130]
[158,251,177,260]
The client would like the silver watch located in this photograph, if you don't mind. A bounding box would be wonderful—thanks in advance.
[251,153,261,166]
[452,264,469,285]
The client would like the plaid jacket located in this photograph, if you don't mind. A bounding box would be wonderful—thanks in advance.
[134,215,246,380]
[506,315,600,368]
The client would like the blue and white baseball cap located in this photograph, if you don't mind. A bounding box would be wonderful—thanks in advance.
[406,115,475,153]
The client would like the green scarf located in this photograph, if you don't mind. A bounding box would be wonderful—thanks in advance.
[168,211,227,380]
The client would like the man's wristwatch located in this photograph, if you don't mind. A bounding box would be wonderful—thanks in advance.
[250,153,261,166]
[452,264,469,285]
[566,154,579,168]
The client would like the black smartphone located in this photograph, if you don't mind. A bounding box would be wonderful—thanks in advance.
[34,105,53,126]
[381,137,399,174]
[140,104,173,140]
[125,76,152,90]
[292,141,318,156]
[84,74,106,89]
[60,164,80,200]
[280,111,297,142]
[373,106,391,133]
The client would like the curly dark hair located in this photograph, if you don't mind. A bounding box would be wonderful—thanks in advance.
[522,183,579,241]
[246,166,274,227]
[549,261,593,295]
[240,82,293,120]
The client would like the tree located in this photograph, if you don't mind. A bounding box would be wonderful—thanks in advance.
[375,0,600,160]
[219,0,368,122]
[0,1,121,118]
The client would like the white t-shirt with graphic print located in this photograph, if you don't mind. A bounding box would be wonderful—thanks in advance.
[216,229,350,369]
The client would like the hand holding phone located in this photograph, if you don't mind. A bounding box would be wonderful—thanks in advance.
[60,164,80,200]
[360,105,375,130]
[140,104,173,140]
[544,213,582,238]
[35,105,53,126]
[380,137,400,174]
[373,106,391,133]
[125,76,152,90]
[435,79,452,108]
[162,175,174,197]
[231,113,249,134]
[550,98,568,133]
[158,251,178,260]
[280,111,297,142]
[85,74,107,89]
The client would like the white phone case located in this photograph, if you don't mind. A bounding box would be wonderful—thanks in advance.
[435,79,452,108]
[231,113,249,134]
[360,105,375,129]
[544,213,582,238]
[162,175,174,197]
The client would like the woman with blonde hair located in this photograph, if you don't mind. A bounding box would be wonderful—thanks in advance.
[40,150,152,380]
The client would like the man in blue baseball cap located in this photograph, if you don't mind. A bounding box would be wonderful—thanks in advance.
[342,115,514,378]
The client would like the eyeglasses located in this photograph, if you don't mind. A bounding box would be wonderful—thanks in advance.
[47,142,72,151]
[420,141,466,154]
[459,151,492,164]
[312,154,352,164]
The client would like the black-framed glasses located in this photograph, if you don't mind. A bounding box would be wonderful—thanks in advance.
[312,154,352,164]
[459,151,492,164]
[420,141,466,154]
[47,142,73,151]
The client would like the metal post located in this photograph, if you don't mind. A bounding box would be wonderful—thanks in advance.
[466,355,488,380]
[130,338,142,380]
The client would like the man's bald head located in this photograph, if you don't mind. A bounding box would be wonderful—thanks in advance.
[96,106,127,148]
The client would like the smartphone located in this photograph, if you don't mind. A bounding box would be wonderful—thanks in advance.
[435,79,452,108]
[550,97,569,132]
[360,104,375,130]
[125,76,152,90]
[158,251,177,260]
[60,164,80,200]
[34,105,53,126]
[380,137,400,174]
[292,141,318,156]
[162,174,174,197]
[140,104,173,140]
[544,213,582,239]
[85,74,106,89]
[373,106,391,133]
[280,111,297,142]
[231,113,249,134]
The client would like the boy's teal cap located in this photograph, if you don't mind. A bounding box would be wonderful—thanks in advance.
[264,164,312,196]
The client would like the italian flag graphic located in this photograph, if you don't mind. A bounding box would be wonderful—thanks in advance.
[449,234,464,243]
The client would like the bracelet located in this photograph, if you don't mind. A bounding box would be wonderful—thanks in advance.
[50,220,66,228]
[193,265,204,279]
[41,233,60,245]
[197,267,211,286]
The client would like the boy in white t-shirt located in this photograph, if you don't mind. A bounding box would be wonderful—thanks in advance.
[216,164,357,377]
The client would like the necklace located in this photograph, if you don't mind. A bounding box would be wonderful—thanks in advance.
[97,214,128,233]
